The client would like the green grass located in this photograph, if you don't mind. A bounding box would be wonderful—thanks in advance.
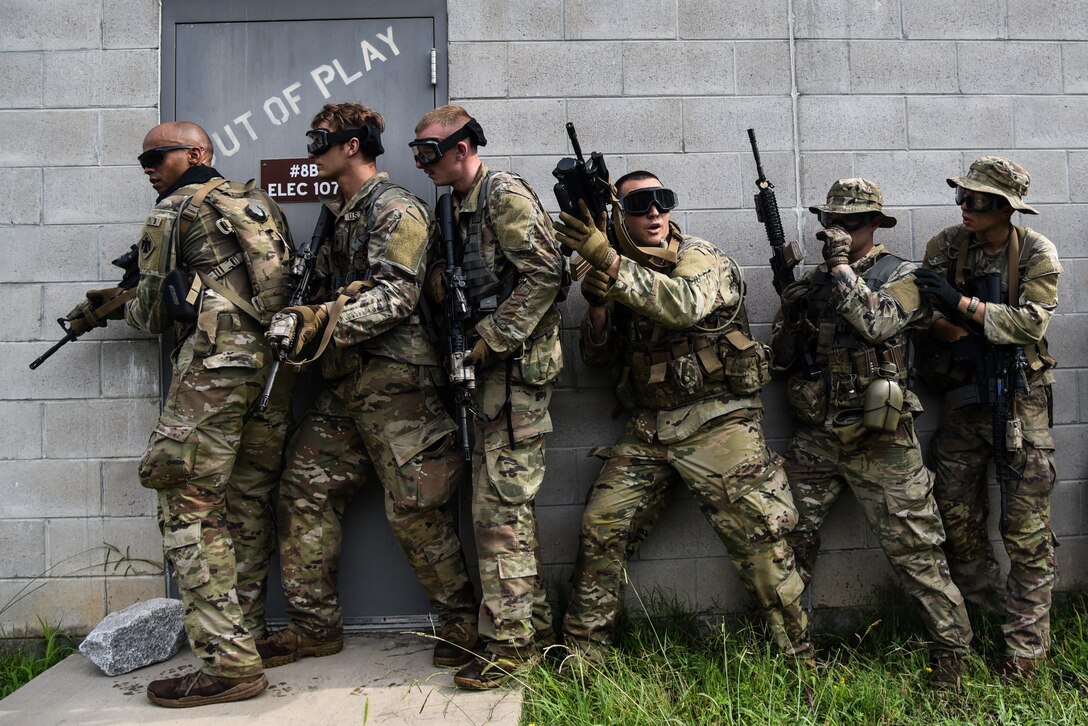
[522,593,1088,725]
[0,625,76,700]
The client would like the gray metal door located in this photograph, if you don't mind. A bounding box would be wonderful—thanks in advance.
[163,0,449,627]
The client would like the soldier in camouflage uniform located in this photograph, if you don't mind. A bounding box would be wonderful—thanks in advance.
[915,157,1060,681]
[261,103,477,670]
[558,171,812,664]
[771,179,973,689]
[126,121,296,707]
[413,105,565,689]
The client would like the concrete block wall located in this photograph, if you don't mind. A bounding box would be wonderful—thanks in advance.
[1,0,1086,638]
[448,0,1088,617]
[0,0,164,637]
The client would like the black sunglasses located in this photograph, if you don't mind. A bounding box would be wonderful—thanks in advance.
[137,145,193,168]
[955,187,1008,213]
[619,187,677,216]
[817,212,874,231]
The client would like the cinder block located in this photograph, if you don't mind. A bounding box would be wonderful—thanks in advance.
[509,42,621,98]
[1081,370,1088,423]
[0,520,47,578]
[0,577,106,637]
[1024,204,1088,257]
[1057,537,1088,591]
[909,206,958,260]
[906,96,1013,150]
[0,402,42,460]
[100,340,159,398]
[0,284,40,341]
[741,265,789,326]
[1064,43,1088,93]
[538,447,583,507]
[105,576,167,613]
[1065,258,1088,314]
[536,504,583,565]
[624,153,742,210]
[678,0,789,40]
[1014,96,1088,149]
[43,398,159,459]
[568,98,682,154]
[1008,0,1088,41]
[1054,423,1088,482]
[0,224,102,284]
[46,516,162,575]
[958,42,1061,95]
[1072,152,1088,202]
[44,50,158,108]
[810,492,871,551]
[685,96,794,153]
[808,548,895,608]
[565,0,676,40]
[794,0,900,39]
[623,41,733,96]
[0,460,100,518]
[1051,370,1079,425]
[508,154,590,216]
[795,41,850,94]
[0,342,100,399]
[694,555,750,612]
[0,52,44,108]
[43,167,154,224]
[1046,314,1088,371]
[548,388,628,450]
[800,152,855,207]
[99,225,147,274]
[739,150,798,211]
[102,0,160,50]
[625,557,699,613]
[849,41,957,94]
[797,96,906,151]
[457,100,566,157]
[99,109,159,166]
[735,41,791,96]
[0,0,100,51]
[448,0,562,41]
[686,209,800,267]
[0,110,97,167]
[41,282,149,342]
[902,0,1005,39]
[0,168,41,225]
[852,151,963,206]
[448,43,507,99]
[101,459,154,518]
[637,497,728,561]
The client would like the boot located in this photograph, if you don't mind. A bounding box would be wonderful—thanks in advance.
[433,619,479,667]
[927,653,966,691]
[146,670,267,708]
[256,627,343,668]
[996,654,1039,682]
[454,647,535,690]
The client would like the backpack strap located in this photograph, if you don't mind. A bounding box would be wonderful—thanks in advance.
[177,178,228,240]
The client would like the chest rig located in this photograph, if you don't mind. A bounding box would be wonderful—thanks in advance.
[803,251,909,408]
[322,180,397,291]
[459,171,519,327]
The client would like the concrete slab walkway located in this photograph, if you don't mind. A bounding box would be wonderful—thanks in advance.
[0,633,521,725]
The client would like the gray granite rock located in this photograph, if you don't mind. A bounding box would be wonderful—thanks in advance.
[79,598,187,676]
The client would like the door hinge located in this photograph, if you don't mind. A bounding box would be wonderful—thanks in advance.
[430,48,437,86]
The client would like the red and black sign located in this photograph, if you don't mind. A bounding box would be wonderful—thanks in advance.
[260,158,340,203]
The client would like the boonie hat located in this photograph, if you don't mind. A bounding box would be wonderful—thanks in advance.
[947,156,1038,215]
[808,178,897,228]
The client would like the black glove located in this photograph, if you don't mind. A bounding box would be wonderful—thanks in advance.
[913,268,962,313]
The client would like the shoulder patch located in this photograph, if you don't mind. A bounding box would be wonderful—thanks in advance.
[380,206,429,274]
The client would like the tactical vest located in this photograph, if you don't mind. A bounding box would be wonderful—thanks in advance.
[615,271,770,411]
[323,180,396,290]
[461,171,518,324]
[177,179,292,326]
[803,251,910,409]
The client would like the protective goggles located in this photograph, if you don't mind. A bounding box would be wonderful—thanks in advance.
[817,212,874,231]
[955,187,1008,213]
[306,127,383,157]
[408,117,487,166]
[137,145,192,168]
[619,187,677,216]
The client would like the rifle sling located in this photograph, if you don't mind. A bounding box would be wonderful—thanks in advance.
[286,278,375,367]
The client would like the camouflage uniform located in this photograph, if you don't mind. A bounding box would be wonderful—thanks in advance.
[450,164,565,657]
[921,159,1061,659]
[564,230,811,657]
[771,183,972,657]
[127,168,294,677]
[277,172,475,640]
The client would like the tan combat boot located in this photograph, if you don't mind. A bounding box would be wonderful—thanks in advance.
[146,670,267,708]
[996,654,1040,683]
[927,653,966,691]
[256,627,343,668]
[432,619,479,667]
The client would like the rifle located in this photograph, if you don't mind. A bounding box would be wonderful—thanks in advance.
[29,245,140,370]
[255,204,334,412]
[552,122,612,224]
[438,192,475,461]
[746,128,819,380]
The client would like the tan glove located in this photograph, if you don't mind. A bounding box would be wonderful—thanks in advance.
[816,226,851,268]
[554,201,618,271]
[65,287,130,334]
[464,338,499,370]
[425,262,447,305]
[779,279,811,332]
[266,304,329,357]
[581,268,613,304]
